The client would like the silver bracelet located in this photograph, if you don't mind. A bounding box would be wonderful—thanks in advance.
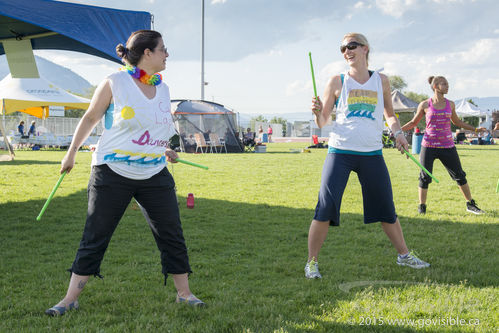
[394,130,403,137]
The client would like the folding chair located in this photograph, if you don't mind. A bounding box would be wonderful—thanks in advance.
[242,132,256,152]
[209,133,227,153]
[382,131,395,148]
[194,133,212,153]
[454,132,467,144]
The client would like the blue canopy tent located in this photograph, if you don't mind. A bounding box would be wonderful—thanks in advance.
[0,0,152,64]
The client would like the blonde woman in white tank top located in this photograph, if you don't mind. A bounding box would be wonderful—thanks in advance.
[305,33,430,279]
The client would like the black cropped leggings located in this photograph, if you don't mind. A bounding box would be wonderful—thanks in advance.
[419,146,467,189]
[70,164,191,278]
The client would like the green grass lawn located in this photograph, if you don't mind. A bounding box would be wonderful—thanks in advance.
[1,144,498,332]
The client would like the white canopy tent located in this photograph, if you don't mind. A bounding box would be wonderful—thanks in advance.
[455,99,492,129]
[455,99,488,117]
[0,74,90,119]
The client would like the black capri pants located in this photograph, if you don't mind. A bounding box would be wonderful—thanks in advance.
[70,164,191,278]
[419,146,467,189]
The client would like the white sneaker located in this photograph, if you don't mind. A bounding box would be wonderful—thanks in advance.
[397,251,430,269]
[305,257,322,279]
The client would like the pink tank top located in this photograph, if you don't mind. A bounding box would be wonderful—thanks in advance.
[422,98,454,148]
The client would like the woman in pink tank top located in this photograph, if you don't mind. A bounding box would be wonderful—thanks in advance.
[401,76,486,215]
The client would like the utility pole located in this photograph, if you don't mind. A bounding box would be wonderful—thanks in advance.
[201,0,205,100]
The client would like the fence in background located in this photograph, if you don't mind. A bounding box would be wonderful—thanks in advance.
[1,115,103,137]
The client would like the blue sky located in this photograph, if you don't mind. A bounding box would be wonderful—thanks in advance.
[39,0,499,116]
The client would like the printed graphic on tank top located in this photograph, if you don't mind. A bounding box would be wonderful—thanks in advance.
[92,71,176,180]
[422,98,454,148]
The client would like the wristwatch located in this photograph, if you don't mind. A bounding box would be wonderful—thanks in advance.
[394,130,403,137]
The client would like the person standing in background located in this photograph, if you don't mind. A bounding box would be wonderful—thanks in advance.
[401,75,486,215]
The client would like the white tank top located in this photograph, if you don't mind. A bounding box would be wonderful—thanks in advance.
[328,71,385,152]
[91,71,176,180]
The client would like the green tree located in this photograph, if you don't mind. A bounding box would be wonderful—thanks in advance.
[250,115,268,130]
[388,75,407,91]
[405,91,429,103]
[65,85,97,118]
[65,108,86,118]
[270,116,287,136]
[467,98,477,107]
[251,115,268,122]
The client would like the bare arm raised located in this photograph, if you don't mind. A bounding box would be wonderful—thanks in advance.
[312,75,342,129]
[60,79,112,174]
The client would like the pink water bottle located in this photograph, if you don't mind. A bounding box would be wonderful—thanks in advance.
[187,193,194,209]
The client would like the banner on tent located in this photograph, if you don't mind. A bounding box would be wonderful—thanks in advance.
[49,106,65,117]
[3,40,40,78]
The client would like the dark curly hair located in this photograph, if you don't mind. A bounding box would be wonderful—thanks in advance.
[116,30,162,66]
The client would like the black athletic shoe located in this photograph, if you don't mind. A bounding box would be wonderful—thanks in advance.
[466,200,484,215]
[418,203,426,215]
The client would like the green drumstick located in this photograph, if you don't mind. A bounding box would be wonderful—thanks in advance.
[36,171,67,221]
[403,149,439,183]
[175,158,209,170]
[308,52,318,98]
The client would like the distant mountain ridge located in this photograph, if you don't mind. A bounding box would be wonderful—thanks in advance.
[0,55,92,95]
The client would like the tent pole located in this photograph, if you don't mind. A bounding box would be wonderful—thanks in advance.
[201,0,205,101]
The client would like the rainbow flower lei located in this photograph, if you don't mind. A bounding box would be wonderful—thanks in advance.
[121,64,162,86]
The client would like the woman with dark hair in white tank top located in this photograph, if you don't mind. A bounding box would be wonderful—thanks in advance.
[401,76,486,215]
[45,30,204,316]
[305,33,430,279]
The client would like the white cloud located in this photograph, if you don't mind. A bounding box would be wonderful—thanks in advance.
[347,1,373,20]
[320,61,348,79]
[430,0,463,3]
[375,0,418,17]
[33,0,499,118]
[354,1,372,9]
[268,49,283,57]
[285,80,309,97]
[434,55,447,64]
[373,38,499,99]
[459,38,499,65]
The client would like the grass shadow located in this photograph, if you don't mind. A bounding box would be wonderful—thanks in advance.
[0,191,497,332]
[1,160,61,166]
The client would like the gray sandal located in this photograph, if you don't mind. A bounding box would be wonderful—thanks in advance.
[176,294,205,307]
[45,300,79,316]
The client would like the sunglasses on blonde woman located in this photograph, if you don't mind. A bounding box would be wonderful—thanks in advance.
[340,41,364,53]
